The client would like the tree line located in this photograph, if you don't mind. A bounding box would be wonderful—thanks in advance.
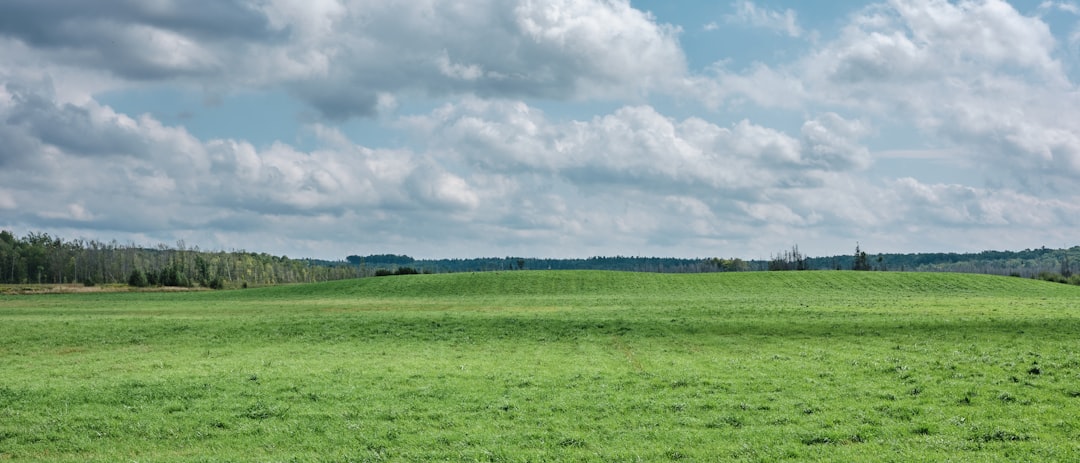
[804,245,1080,279]
[327,246,1080,282]
[4,229,1079,288]
[351,254,756,274]
[0,231,361,288]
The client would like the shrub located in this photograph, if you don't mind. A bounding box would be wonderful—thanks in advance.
[159,266,192,287]
[374,267,420,277]
[1036,272,1068,284]
[207,277,225,290]
[128,269,149,288]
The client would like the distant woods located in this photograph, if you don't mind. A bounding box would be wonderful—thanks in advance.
[768,245,809,271]
[2,230,1079,288]
[0,230,360,288]
[350,254,748,274]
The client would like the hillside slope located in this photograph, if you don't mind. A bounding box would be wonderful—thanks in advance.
[247,270,1080,300]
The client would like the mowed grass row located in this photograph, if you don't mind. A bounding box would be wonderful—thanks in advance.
[1,271,1079,462]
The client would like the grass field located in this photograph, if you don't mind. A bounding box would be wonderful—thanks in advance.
[1,270,1080,462]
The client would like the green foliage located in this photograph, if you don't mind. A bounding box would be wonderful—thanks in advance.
[349,254,415,265]
[374,266,420,277]
[1037,271,1069,284]
[206,276,225,290]
[127,269,149,288]
[0,230,362,287]
[769,245,808,271]
[710,257,750,272]
[158,265,190,287]
[821,246,1080,276]
[1034,271,1080,286]
[852,244,872,271]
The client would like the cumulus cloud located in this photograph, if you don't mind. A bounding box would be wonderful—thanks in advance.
[2,84,1078,257]
[4,81,150,158]
[887,177,1080,230]
[0,74,882,257]
[794,0,1068,101]
[402,98,870,200]
[0,78,484,241]
[801,113,872,170]
[388,98,915,256]
[0,0,688,120]
[0,0,272,80]
[725,0,804,38]
[708,0,1080,192]
[1038,1,1080,15]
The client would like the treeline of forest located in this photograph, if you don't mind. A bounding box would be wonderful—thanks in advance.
[806,246,1080,280]
[351,244,1080,283]
[2,229,1078,288]
[346,254,755,274]
[753,243,1080,285]
[0,231,361,288]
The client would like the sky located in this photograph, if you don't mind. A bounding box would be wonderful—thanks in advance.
[1,0,1080,260]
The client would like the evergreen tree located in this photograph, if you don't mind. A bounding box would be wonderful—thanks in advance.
[853,244,871,271]
[127,269,149,288]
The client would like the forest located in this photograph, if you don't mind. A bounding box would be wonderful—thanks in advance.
[2,229,1078,288]
[0,230,360,288]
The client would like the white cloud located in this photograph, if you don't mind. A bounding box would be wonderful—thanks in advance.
[0,77,890,256]
[801,113,872,170]
[889,0,1064,82]
[1038,1,1080,15]
[806,0,1070,96]
[0,0,689,120]
[437,51,487,81]
[3,81,1079,258]
[402,98,868,199]
[0,80,485,239]
[887,177,1080,228]
[707,0,1080,193]
[698,62,807,110]
[0,189,16,210]
[725,0,803,38]
[510,0,687,96]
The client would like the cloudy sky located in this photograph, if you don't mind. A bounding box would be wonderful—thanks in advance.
[1,0,1079,260]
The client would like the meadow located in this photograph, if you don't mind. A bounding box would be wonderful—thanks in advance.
[1,270,1079,462]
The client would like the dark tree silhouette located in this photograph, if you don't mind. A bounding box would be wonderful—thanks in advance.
[853,244,871,271]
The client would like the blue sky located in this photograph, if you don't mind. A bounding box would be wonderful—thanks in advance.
[2,0,1080,260]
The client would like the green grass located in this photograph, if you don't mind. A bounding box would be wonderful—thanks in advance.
[2,271,1080,461]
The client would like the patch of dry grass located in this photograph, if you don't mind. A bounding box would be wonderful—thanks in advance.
[0,284,207,295]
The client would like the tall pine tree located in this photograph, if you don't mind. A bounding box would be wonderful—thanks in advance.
[853,243,871,271]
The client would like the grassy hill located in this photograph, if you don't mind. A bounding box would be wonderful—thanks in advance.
[2,271,1080,462]
[252,269,1076,298]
